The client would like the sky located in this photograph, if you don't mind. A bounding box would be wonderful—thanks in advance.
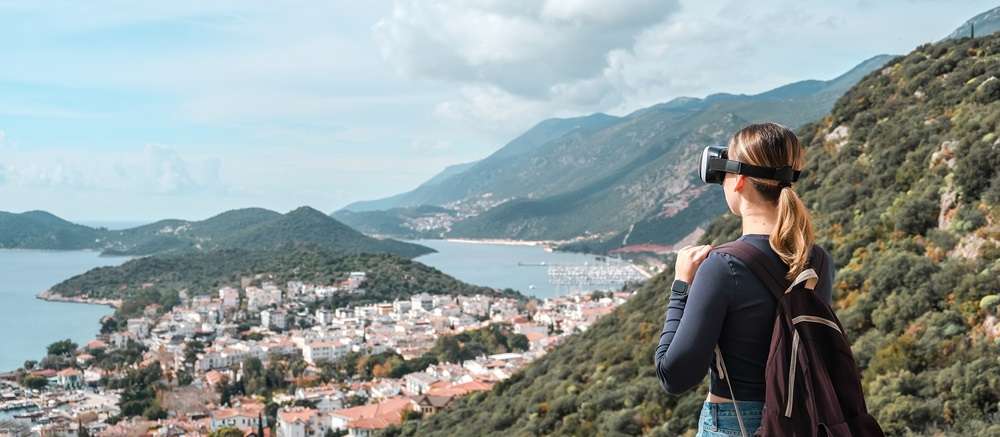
[0,0,995,222]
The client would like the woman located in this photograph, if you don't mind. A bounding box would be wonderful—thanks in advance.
[653,123,835,436]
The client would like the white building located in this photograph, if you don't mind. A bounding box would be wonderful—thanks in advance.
[219,287,240,309]
[315,309,333,326]
[211,402,266,431]
[262,309,288,331]
[302,339,352,364]
[410,294,434,312]
[404,372,438,395]
[126,318,150,338]
[277,408,325,437]
[392,300,412,314]
[347,272,366,289]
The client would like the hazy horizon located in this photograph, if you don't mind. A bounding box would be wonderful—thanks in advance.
[2,0,996,221]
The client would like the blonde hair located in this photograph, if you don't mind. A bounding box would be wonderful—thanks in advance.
[728,122,814,281]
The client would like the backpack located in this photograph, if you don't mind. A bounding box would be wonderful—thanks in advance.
[711,240,884,437]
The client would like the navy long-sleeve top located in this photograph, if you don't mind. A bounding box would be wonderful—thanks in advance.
[654,234,835,401]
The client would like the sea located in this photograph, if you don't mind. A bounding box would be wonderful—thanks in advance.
[0,236,635,372]
[0,250,127,372]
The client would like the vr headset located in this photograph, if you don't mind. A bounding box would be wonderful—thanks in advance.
[699,145,801,186]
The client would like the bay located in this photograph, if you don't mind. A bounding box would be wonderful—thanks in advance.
[0,250,127,372]
[410,239,642,299]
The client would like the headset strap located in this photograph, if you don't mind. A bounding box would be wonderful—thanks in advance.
[707,158,801,185]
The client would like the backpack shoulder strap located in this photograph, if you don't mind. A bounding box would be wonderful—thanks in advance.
[713,240,789,300]
[714,240,828,299]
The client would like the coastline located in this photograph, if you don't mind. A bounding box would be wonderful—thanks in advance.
[442,238,551,247]
[36,290,121,309]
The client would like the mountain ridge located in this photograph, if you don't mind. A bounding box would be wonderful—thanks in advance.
[0,206,432,258]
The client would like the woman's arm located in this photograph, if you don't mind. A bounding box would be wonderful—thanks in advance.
[654,252,735,395]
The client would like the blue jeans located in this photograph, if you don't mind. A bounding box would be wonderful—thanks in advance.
[696,400,764,436]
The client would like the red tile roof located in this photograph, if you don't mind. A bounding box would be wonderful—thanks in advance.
[332,396,411,429]
[278,408,317,423]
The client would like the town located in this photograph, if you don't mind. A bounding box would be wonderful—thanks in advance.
[1,271,635,437]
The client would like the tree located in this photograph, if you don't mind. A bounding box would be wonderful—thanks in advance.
[23,375,48,390]
[143,400,167,420]
[100,316,119,334]
[209,427,244,437]
[22,360,36,371]
[47,339,78,356]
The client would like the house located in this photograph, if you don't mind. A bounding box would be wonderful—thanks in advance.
[347,272,366,289]
[262,309,288,331]
[403,372,437,395]
[85,339,108,351]
[204,370,227,387]
[127,318,150,338]
[409,394,453,415]
[219,287,240,309]
[410,294,434,312]
[329,397,411,436]
[211,401,266,431]
[302,340,351,365]
[315,309,333,326]
[276,407,326,437]
[76,353,95,366]
[109,331,135,349]
[56,368,82,388]
[83,367,106,385]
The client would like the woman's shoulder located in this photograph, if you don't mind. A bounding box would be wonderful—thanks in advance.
[694,249,739,281]
[809,243,835,270]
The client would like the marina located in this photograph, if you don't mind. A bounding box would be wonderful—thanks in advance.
[411,239,649,298]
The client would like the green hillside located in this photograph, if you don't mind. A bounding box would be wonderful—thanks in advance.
[333,205,458,239]
[384,33,1000,437]
[0,210,103,250]
[217,207,431,258]
[50,245,520,305]
[0,207,432,258]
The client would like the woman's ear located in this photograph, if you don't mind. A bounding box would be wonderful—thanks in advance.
[733,175,747,192]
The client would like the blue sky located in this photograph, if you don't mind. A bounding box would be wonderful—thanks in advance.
[0,0,994,221]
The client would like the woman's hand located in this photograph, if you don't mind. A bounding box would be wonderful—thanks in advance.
[674,244,713,284]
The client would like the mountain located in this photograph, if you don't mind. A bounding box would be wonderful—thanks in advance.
[340,113,624,212]
[946,5,1000,40]
[0,207,432,258]
[101,208,285,254]
[0,210,104,250]
[217,206,431,258]
[339,56,896,252]
[387,32,1000,436]
[333,205,458,239]
[344,161,478,213]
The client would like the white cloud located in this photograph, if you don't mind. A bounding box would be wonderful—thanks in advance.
[0,145,224,195]
[374,0,679,98]
[374,0,998,136]
[138,145,223,195]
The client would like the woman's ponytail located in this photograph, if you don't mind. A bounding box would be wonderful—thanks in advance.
[771,185,814,281]
[729,122,815,280]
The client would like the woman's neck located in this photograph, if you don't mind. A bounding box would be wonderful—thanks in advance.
[740,207,778,236]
